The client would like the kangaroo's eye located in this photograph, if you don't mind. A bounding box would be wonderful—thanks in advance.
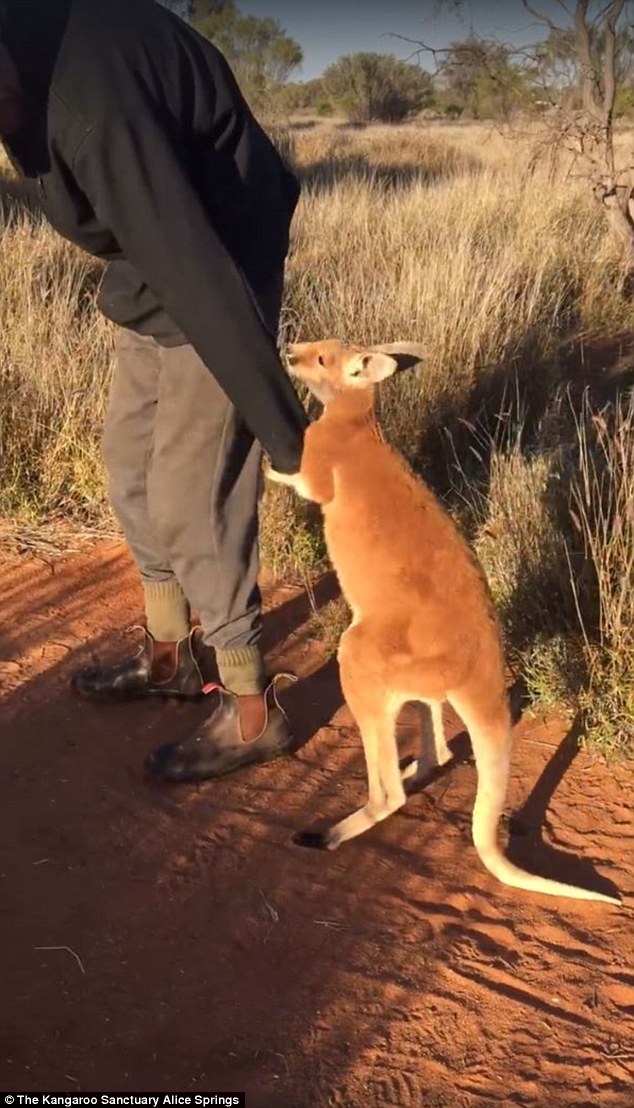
[317,355,326,367]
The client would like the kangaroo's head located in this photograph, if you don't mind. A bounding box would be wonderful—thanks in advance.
[286,340,423,405]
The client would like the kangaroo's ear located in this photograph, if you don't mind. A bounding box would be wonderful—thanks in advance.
[347,350,399,384]
[368,342,424,374]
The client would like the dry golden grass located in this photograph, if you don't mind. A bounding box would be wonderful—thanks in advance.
[0,180,114,523]
[450,387,634,754]
[1,123,633,753]
[572,393,634,755]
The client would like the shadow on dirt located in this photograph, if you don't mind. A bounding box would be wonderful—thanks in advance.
[0,550,627,1104]
[506,714,621,903]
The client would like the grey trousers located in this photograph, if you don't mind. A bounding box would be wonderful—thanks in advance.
[102,277,283,694]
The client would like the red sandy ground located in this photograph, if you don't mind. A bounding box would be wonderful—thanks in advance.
[0,542,632,1106]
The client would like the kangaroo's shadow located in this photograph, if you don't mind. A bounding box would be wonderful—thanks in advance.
[401,697,619,904]
[504,713,620,902]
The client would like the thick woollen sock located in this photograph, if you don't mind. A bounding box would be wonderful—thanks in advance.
[216,645,267,696]
[142,579,190,643]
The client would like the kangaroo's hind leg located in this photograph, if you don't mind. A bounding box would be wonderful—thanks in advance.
[294,624,405,851]
[430,700,453,766]
[403,700,453,792]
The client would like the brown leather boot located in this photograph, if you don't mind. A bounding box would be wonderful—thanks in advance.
[144,673,298,781]
[71,627,205,701]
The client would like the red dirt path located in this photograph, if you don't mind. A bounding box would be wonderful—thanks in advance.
[0,542,632,1106]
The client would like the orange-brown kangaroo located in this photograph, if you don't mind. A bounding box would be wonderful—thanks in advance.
[266,339,619,904]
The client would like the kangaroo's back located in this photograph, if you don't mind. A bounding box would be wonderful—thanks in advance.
[311,389,497,651]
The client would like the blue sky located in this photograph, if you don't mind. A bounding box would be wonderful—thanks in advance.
[238,1,565,80]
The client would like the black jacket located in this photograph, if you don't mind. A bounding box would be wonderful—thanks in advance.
[0,0,308,471]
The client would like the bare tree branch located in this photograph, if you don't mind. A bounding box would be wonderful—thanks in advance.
[602,0,626,126]
[521,0,564,34]
[386,33,453,74]
[574,0,603,118]
[406,0,634,267]
[553,0,575,18]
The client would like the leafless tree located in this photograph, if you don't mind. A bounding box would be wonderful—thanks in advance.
[545,0,634,267]
[395,1,634,270]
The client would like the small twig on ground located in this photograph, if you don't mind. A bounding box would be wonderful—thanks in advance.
[274,1053,290,1076]
[35,945,86,976]
[259,890,280,943]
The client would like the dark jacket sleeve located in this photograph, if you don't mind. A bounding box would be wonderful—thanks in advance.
[71,94,308,473]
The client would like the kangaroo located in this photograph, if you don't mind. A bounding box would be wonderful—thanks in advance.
[266,339,619,905]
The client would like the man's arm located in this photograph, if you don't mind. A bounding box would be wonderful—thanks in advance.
[71,85,308,473]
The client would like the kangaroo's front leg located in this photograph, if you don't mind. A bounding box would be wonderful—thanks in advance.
[265,462,303,489]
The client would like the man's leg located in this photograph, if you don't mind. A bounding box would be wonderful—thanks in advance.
[71,328,203,700]
[147,273,284,695]
[147,342,265,693]
[104,328,191,642]
[145,274,297,781]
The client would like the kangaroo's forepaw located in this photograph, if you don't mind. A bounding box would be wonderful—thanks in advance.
[265,462,300,486]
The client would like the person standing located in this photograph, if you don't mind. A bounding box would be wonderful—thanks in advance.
[0,0,308,781]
